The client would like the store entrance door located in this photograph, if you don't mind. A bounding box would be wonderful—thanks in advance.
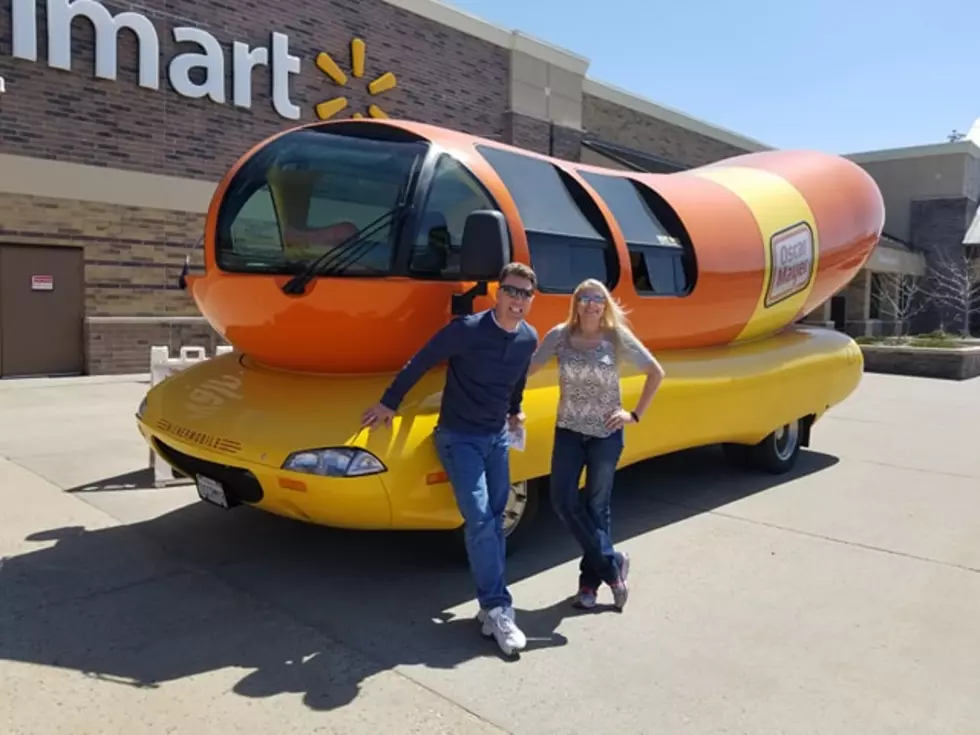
[0,244,85,377]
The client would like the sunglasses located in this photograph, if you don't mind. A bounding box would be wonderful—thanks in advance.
[500,284,534,300]
[577,293,606,304]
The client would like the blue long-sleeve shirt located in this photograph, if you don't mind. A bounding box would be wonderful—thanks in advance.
[380,309,539,434]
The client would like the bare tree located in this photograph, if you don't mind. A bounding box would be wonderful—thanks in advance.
[926,247,980,336]
[869,272,932,337]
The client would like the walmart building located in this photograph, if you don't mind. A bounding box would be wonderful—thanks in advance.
[0,0,973,376]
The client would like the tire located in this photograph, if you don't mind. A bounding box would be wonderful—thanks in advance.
[449,477,541,560]
[501,477,541,555]
[722,419,804,475]
[745,419,803,474]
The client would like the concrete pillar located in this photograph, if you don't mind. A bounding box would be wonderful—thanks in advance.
[842,270,871,336]
[845,271,870,321]
[505,37,587,161]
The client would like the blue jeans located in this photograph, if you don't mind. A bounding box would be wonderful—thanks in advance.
[433,424,513,611]
[550,426,625,590]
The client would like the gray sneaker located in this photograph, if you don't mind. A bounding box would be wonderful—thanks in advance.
[574,586,598,609]
[610,551,630,610]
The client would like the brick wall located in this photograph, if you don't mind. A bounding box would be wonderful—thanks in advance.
[504,112,551,156]
[909,197,975,334]
[0,191,213,374]
[502,113,583,162]
[86,319,227,375]
[551,125,584,163]
[0,0,511,180]
[0,193,204,316]
[582,94,751,167]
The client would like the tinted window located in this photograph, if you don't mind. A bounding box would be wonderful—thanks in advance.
[526,232,610,294]
[476,145,614,292]
[579,170,694,297]
[630,248,689,295]
[409,154,501,278]
[215,129,427,276]
[578,171,681,248]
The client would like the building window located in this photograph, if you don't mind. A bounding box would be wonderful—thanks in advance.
[578,170,695,296]
[408,153,504,279]
[475,144,617,293]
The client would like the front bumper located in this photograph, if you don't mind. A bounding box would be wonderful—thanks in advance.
[140,422,394,530]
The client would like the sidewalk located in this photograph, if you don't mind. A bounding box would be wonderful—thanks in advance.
[0,456,503,735]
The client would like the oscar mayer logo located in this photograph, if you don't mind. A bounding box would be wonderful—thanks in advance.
[765,221,815,308]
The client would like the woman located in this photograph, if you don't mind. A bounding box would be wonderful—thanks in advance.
[528,278,665,611]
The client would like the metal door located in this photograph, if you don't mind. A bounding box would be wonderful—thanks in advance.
[0,244,85,377]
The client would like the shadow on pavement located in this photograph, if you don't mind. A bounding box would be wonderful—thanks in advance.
[65,468,157,493]
[0,445,838,712]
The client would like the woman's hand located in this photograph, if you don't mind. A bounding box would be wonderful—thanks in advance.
[604,408,635,431]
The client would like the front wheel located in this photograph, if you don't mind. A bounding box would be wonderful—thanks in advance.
[449,477,541,560]
[501,478,541,554]
[723,418,803,475]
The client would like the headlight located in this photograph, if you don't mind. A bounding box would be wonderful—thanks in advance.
[136,396,147,419]
[281,447,386,477]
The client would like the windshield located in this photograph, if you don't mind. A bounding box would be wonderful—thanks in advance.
[214,126,429,276]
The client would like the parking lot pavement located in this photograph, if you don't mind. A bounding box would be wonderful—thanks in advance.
[1,371,979,734]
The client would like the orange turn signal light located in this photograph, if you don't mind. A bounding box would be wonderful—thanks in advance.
[278,477,308,492]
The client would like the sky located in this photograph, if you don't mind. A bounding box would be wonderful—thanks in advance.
[445,0,977,154]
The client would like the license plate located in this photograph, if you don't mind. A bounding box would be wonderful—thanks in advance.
[196,475,229,508]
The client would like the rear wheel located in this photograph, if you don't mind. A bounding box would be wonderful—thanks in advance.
[723,418,803,475]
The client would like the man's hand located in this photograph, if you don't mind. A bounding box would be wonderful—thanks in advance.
[507,412,525,432]
[361,402,396,429]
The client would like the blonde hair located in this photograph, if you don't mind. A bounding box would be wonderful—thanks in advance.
[562,279,637,353]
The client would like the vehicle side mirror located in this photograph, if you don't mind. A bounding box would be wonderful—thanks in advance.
[460,210,509,281]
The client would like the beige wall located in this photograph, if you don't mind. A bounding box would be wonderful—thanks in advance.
[966,156,980,203]
[846,142,980,241]
[857,154,969,240]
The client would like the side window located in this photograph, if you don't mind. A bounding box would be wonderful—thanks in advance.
[629,247,689,295]
[409,154,499,278]
[228,185,282,255]
[475,144,616,293]
[579,170,695,297]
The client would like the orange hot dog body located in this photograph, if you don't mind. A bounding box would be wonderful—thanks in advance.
[187,120,883,373]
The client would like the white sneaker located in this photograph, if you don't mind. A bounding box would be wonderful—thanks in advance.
[480,606,527,656]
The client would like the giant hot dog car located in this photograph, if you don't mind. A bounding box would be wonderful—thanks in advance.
[135,118,883,549]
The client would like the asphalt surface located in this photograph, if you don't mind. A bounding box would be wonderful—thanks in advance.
[1,370,978,734]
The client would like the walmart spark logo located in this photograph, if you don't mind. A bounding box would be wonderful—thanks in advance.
[314,38,397,120]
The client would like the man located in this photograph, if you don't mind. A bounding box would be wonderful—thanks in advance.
[361,262,539,656]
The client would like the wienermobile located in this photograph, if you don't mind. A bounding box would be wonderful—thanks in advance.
[136,118,884,551]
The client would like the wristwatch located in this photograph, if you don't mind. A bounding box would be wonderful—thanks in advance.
[630,411,640,423]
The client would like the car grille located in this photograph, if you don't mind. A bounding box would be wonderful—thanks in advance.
[153,438,264,504]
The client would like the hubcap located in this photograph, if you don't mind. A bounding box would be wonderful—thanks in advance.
[502,480,529,537]
[773,421,800,461]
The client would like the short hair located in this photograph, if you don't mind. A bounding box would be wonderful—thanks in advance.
[499,261,537,289]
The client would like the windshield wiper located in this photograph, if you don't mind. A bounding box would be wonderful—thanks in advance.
[281,204,411,295]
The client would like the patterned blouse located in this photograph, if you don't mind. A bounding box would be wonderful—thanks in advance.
[530,324,657,438]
